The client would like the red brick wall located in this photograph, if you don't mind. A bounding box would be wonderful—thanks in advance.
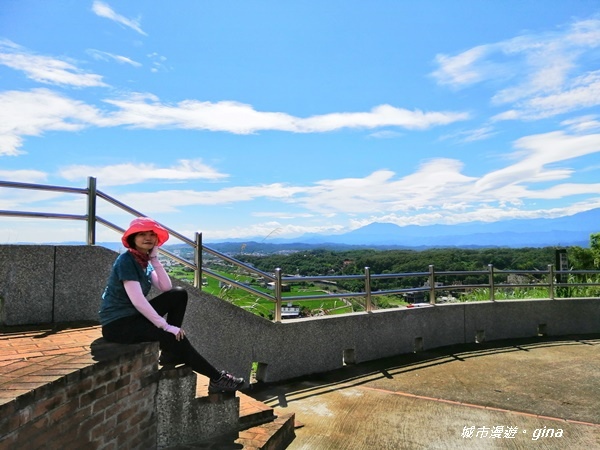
[0,342,160,450]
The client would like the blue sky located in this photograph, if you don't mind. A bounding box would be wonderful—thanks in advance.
[2,1,600,244]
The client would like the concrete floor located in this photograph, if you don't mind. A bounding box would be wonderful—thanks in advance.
[246,334,600,449]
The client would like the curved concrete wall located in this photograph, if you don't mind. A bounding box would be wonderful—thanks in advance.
[1,245,599,383]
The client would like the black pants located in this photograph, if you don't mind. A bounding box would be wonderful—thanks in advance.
[102,287,220,380]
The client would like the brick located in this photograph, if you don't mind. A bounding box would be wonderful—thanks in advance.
[49,398,79,423]
[77,411,104,439]
[79,384,107,407]
[123,423,142,448]
[94,366,120,386]
[90,415,117,441]
[65,376,93,398]
[127,408,152,429]
[32,392,66,419]
[92,390,117,415]
[113,373,131,390]
[27,417,66,449]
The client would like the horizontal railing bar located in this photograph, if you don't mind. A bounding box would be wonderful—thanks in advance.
[96,191,196,247]
[370,287,432,296]
[202,267,276,301]
[0,210,87,221]
[283,291,368,302]
[431,284,490,291]
[559,270,600,275]
[96,216,125,235]
[3,178,600,323]
[370,272,431,280]
[483,283,549,289]
[281,274,368,283]
[203,247,275,281]
[0,180,87,194]
[492,269,546,274]
[430,270,490,276]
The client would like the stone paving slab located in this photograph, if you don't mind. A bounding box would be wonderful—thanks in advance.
[247,334,600,449]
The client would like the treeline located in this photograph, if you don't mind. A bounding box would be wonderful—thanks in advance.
[235,244,599,291]
[236,247,575,276]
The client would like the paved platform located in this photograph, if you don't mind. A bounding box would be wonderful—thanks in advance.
[2,326,599,449]
[246,334,600,449]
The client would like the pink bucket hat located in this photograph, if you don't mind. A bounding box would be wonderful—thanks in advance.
[122,217,170,248]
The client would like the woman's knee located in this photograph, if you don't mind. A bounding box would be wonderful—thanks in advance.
[172,286,188,304]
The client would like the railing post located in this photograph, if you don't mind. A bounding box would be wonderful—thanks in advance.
[548,264,555,300]
[364,267,372,312]
[194,232,202,289]
[274,268,283,322]
[488,264,495,301]
[86,177,97,245]
[428,265,436,304]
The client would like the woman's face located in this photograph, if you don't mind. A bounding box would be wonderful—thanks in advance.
[133,231,158,252]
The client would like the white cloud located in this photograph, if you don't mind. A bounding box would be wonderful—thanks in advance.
[252,211,316,219]
[0,89,103,156]
[0,189,73,211]
[87,49,142,67]
[432,45,492,87]
[147,52,170,73]
[92,1,147,36]
[349,199,600,230]
[202,221,345,241]
[474,131,600,195]
[96,130,600,220]
[0,40,107,87]
[561,115,600,132]
[440,126,497,143]
[103,95,469,133]
[59,159,229,186]
[116,183,307,212]
[0,87,468,154]
[520,70,600,118]
[433,18,600,120]
[0,169,46,183]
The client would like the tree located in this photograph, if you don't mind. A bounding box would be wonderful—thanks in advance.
[568,246,594,270]
[591,232,600,268]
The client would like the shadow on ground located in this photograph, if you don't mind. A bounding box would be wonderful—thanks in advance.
[243,334,600,449]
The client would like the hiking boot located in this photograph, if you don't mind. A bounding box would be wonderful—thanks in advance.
[208,370,245,393]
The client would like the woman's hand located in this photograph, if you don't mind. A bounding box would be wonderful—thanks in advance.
[149,246,159,259]
[175,328,186,341]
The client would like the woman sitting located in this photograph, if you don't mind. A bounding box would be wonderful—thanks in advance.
[99,217,244,393]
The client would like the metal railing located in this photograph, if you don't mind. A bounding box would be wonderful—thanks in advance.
[1,177,600,322]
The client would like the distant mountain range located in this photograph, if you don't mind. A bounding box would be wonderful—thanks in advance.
[42,208,599,252]
[206,208,600,250]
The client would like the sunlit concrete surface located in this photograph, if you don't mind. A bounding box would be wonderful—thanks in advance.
[247,335,600,449]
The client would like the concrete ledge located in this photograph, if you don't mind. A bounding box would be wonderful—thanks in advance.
[1,245,599,386]
[54,246,117,323]
[0,245,117,326]
[0,245,55,325]
[156,366,240,449]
